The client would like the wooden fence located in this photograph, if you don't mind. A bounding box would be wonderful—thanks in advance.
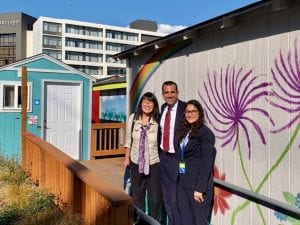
[91,123,126,159]
[22,132,133,225]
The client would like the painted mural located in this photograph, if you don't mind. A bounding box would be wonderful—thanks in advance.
[126,2,300,223]
[198,38,300,225]
[133,36,300,224]
[130,40,192,111]
[100,95,126,122]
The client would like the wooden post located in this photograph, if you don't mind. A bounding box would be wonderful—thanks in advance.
[21,66,28,163]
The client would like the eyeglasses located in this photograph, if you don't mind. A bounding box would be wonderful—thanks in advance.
[142,100,154,105]
[184,110,199,115]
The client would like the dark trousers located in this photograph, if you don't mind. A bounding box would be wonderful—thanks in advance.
[177,187,213,225]
[160,153,181,225]
[130,162,163,222]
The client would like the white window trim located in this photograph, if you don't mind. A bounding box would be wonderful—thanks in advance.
[0,81,32,112]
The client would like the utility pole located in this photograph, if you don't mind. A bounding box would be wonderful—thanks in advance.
[21,66,27,163]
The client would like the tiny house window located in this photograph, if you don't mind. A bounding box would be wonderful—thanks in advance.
[3,85,15,107]
[0,81,32,112]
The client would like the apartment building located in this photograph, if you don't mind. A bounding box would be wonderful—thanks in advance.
[0,12,164,78]
[31,17,164,79]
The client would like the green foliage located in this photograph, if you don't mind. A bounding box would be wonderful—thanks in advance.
[0,205,20,225]
[0,155,29,186]
[14,208,82,225]
[0,154,83,225]
[283,191,296,206]
[22,188,56,215]
[274,191,300,225]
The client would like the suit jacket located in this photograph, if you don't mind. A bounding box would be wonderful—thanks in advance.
[177,125,216,194]
[159,100,186,155]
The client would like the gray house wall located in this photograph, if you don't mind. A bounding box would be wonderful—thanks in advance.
[125,1,300,224]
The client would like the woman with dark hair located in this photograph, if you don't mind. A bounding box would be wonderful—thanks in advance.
[123,92,163,224]
[176,99,216,225]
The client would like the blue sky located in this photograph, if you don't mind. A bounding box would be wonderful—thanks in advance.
[2,0,260,33]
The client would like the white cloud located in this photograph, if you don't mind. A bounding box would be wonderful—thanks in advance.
[157,24,187,34]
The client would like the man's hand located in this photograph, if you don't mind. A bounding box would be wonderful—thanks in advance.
[194,191,204,203]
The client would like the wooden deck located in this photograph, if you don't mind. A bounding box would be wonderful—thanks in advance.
[80,157,125,190]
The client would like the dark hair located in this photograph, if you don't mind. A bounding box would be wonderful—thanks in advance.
[134,92,160,122]
[161,80,178,92]
[176,99,205,144]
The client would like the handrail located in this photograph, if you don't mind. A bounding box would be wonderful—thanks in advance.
[91,122,126,159]
[22,132,133,225]
[133,179,300,225]
[214,178,300,219]
[134,206,161,225]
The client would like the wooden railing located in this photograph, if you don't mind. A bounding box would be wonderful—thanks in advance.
[22,132,133,225]
[91,123,126,159]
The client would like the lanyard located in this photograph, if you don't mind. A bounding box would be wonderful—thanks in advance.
[180,132,190,161]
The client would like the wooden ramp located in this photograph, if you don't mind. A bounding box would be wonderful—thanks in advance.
[80,157,125,190]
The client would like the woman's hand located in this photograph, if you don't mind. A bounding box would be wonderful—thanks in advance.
[123,157,130,167]
[123,147,131,167]
[194,191,204,203]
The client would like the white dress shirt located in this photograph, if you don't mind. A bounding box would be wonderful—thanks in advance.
[160,101,178,153]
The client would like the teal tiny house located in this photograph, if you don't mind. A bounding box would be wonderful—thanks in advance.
[0,54,96,160]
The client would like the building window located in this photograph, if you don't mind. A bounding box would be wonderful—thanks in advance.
[66,24,102,37]
[86,27,101,37]
[86,40,102,50]
[106,30,138,41]
[0,81,32,112]
[66,38,84,48]
[43,49,62,60]
[86,53,102,62]
[43,22,62,35]
[66,24,82,35]
[107,67,126,76]
[86,66,102,75]
[0,33,16,66]
[126,33,138,41]
[65,51,102,62]
[43,36,62,49]
[106,55,115,63]
[106,42,135,52]
[65,38,102,50]
[106,55,126,64]
[65,51,84,61]
[72,65,102,76]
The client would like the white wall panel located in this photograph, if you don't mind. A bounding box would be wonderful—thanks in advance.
[128,2,300,224]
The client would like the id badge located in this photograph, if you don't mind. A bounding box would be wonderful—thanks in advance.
[179,161,186,174]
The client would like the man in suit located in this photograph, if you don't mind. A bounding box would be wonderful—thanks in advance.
[159,81,185,225]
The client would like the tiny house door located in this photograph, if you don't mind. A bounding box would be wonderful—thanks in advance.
[44,82,82,160]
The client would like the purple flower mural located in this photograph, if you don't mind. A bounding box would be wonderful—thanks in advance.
[229,39,300,225]
[198,64,274,159]
[199,64,274,224]
[269,39,300,133]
